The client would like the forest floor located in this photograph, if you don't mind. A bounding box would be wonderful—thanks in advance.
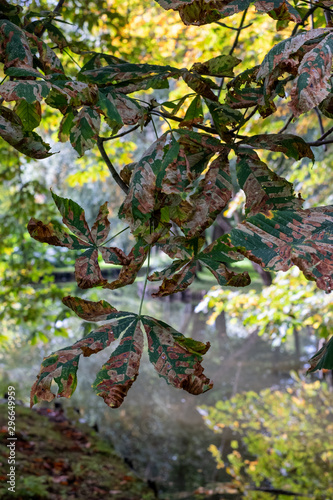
[0,403,155,499]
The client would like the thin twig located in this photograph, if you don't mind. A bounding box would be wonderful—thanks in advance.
[38,0,66,37]
[151,110,218,134]
[314,106,327,151]
[317,124,333,142]
[218,9,248,100]
[97,137,129,194]
[230,106,258,133]
[278,114,294,134]
[100,124,141,142]
[308,138,333,146]
[292,4,319,36]
[215,20,252,31]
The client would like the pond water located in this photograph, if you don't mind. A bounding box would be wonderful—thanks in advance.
[0,282,318,499]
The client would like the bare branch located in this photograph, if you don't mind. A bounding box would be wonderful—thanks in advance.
[278,114,294,134]
[100,124,141,143]
[97,137,129,195]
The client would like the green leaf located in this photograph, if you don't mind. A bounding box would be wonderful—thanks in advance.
[236,150,303,216]
[93,317,144,408]
[307,337,333,373]
[69,106,100,157]
[141,315,212,394]
[58,111,75,142]
[229,206,333,293]
[205,99,243,137]
[97,89,123,132]
[179,95,204,128]
[14,100,41,131]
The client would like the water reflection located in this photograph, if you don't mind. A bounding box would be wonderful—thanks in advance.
[0,284,317,497]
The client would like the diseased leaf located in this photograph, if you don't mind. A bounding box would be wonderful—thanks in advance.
[149,234,250,296]
[62,295,118,321]
[30,322,122,406]
[257,28,332,80]
[0,80,51,104]
[45,22,68,50]
[104,238,149,290]
[69,106,100,157]
[238,133,314,161]
[0,105,52,159]
[29,194,129,289]
[182,71,218,101]
[289,32,333,117]
[205,99,242,138]
[0,19,33,71]
[229,206,333,293]
[179,150,233,238]
[93,318,144,408]
[142,315,213,394]
[58,111,74,142]
[307,337,333,373]
[236,149,303,215]
[191,54,241,77]
[46,81,99,113]
[80,61,180,85]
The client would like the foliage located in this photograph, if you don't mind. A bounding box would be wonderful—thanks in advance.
[1,0,333,407]
[198,267,333,342]
[200,376,333,499]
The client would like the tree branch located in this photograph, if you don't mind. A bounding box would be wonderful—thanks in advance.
[97,137,129,194]
[100,124,141,143]
[218,8,248,99]
[151,110,218,134]
[278,114,294,134]
[292,4,319,36]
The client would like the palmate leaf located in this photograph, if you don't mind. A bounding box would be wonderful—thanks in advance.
[228,206,333,293]
[307,337,333,373]
[31,296,213,408]
[149,235,250,296]
[236,150,303,216]
[14,100,41,131]
[30,321,122,406]
[28,193,129,289]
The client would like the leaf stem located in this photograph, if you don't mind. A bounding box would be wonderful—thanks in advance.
[101,226,129,246]
[138,246,151,317]
[97,137,129,195]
